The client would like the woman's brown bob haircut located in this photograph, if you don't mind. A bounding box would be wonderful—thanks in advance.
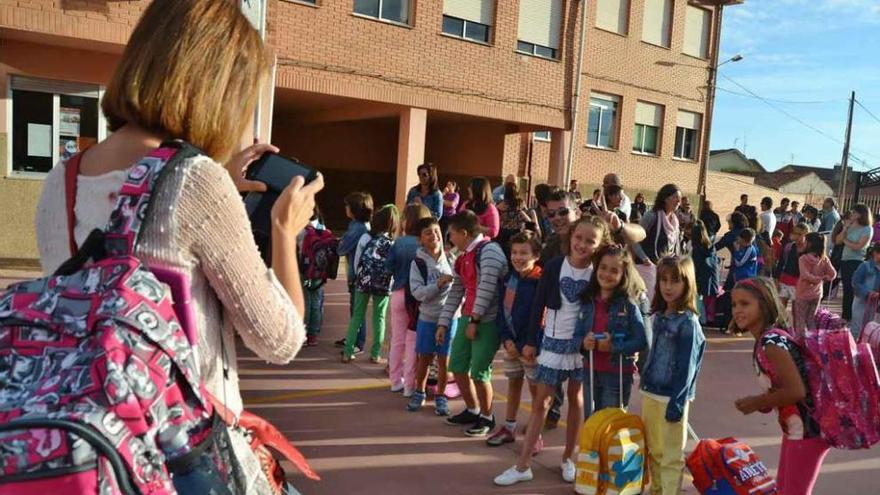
[101,0,270,161]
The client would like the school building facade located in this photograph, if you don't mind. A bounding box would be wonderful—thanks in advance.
[0,0,739,261]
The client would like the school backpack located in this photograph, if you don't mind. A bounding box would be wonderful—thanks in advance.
[404,257,429,331]
[686,438,777,495]
[355,234,394,295]
[0,142,242,495]
[575,353,647,495]
[756,322,880,450]
[301,225,340,287]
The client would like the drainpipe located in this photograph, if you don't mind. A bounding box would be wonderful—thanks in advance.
[564,0,590,186]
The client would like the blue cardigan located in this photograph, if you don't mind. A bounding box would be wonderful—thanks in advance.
[407,187,443,220]
[496,268,542,352]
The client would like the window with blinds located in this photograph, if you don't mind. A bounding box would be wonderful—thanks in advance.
[633,101,663,155]
[642,0,672,47]
[517,0,563,59]
[588,93,620,149]
[595,0,629,35]
[353,0,411,25]
[683,5,711,58]
[442,0,494,43]
[674,110,701,160]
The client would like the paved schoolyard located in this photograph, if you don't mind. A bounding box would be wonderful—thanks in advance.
[4,271,878,494]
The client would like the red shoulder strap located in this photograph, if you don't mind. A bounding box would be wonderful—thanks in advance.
[64,153,83,256]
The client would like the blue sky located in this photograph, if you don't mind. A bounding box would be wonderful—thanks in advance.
[713,0,880,172]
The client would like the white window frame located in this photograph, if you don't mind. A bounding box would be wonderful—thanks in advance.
[352,0,412,27]
[587,95,619,149]
[674,126,699,160]
[441,15,492,44]
[6,76,107,180]
[533,131,551,142]
[632,123,660,155]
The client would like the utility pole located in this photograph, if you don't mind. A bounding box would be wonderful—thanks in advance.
[838,91,855,208]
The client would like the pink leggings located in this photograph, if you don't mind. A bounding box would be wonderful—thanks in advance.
[777,436,829,494]
[388,290,417,390]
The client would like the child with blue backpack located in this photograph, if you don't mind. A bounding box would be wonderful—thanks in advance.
[640,255,706,495]
[485,231,544,452]
[407,217,456,414]
[342,205,399,363]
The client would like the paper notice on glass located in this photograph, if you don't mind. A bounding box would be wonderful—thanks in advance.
[60,107,81,136]
[27,123,52,158]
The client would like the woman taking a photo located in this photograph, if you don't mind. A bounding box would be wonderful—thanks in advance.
[34,0,321,490]
[407,163,443,220]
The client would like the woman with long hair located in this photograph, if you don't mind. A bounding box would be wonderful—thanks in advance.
[639,183,683,263]
[497,181,538,251]
[34,1,322,489]
[461,177,500,239]
[407,162,443,220]
[836,203,874,321]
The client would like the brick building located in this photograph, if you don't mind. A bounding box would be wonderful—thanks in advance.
[0,0,738,260]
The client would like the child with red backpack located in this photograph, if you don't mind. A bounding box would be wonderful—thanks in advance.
[731,277,828,495]
[299,206,339,347]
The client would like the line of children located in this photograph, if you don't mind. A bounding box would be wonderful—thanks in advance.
[438,211,509,437]
[386,204,433,393]
[494,215,606,486]
[640,256,707,495]
[407,217,457,414]
[342,204,399,362]
[486,231,543,451]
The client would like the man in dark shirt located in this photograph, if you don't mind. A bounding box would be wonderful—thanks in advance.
[700,200,722,240]
[734,194,758,230]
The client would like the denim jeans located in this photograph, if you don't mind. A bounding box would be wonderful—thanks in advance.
[584,369,634,418]
[304,282,324,335]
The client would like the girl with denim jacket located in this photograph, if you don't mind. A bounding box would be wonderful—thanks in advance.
[850,242,880,336]
[578,244,648,417]
[640,256,706,495]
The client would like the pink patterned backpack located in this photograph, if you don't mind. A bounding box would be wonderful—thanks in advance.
[756,314,880,450]
[0,143,241,494]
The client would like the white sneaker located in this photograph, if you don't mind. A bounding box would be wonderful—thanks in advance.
[493,465,533,486]
[390,382,404,393]
[561,458,576,483]
[403,388,414,398]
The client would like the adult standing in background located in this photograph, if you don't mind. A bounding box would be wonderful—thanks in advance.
[699,200,722,240]
[639,184,682,263]
[602,173,632,220]
[759,197,776,245]
[464,177,501,239]
[492,174,516,204]
[837,204,873,321]
[630,192,648,224]
[568,179,583,204]
[734,194,758,230]
[820,198,841,234]
[407,162,443,220]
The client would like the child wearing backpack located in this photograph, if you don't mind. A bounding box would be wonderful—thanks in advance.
[691,220,720,327]
[794,233,836,335]
[494,216,610,487]
[731,277,828,495]
[580,244,648,415]
[733,228,759,282]
[640,256,706,495]
[342,205,399,363]
[485,231,543,452]
[774,223,808,311]
[407,217,457,414]
[387,204,433,394]
[438,211,508,437]
[337,192,374,354]
[298,206,331,347]
[850,242,880,336]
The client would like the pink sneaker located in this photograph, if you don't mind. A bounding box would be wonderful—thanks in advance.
[531,435,544,457]
[486,426,515,446]
[445,381,461,399]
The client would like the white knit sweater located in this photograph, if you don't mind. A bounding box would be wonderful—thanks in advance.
[36,154,305,416]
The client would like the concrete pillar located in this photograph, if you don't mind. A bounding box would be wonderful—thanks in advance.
[396,107,427,209]
[548,129,570,187]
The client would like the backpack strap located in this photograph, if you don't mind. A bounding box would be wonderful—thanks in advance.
[414,256,429,283]
[102,140,201,257]
[64,151,84,256]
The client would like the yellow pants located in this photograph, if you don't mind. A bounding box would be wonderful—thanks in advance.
[641,395,689,495]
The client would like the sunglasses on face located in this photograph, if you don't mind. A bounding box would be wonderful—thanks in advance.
[547,207,570,218]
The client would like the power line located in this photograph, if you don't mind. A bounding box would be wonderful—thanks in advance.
[719,74,880,163]
[716,86,843,105]
[855,99,880,126]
